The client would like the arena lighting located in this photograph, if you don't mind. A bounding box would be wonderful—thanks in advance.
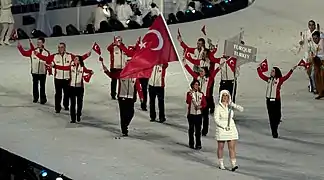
[41,170,47,177]
[224,0,232,3]
[56,177,63,180]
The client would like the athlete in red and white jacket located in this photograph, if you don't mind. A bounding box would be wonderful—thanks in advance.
[35,42,91,113]
[17,38,50,104]
[186,79,207,149]
[257,65,297,138]
[148,63,168,123]
[102,61,143,136]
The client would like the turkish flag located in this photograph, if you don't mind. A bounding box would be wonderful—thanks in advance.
[92,42,101,55]
[226,57,237,72]
[298,59,311,69]
[259,59,268,72]
[120,15,178,78]
[83,73,93,83]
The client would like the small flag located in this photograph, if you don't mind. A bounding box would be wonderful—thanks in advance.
[92,42,101,55]
[259,59,268,72]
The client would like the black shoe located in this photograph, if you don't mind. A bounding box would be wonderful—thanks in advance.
[122,133,128,137]
[77,116,81,122]
[231,166,239,171]
[150,119,156,122]
[40,99,47,105]
[202,133,207,137]
[55,110,60,113]
[159,118,166,123]
[112,96,116,100]
[315,95,323,100]
[189,145,194,149]
[33,99,38,103]
[70,120,76,123]
[141,103,147,111]
[195,146,202,150]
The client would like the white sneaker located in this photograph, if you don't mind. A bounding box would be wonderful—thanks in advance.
[219,164,225,170]
[0,41,4,46]
[4,40,11,45]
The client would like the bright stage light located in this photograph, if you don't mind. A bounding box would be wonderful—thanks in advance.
[56,177,63,180]
[40,170,47,177]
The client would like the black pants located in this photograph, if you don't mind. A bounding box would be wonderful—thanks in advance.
[69,87,84,121]
[266,98,281,138]
[209,81,215,113]
[118,98,135,135]
[219,80,237,103]
[32,74,47,103]
[201,96,214,135]
[139,78,149,108]
[149,85,165,121]
[110,68,122,98]
[187,114,202,148]
[54,79,70,112]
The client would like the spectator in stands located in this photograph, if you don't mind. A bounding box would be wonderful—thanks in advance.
[116,0,134,28]
[149,3,160,16]
[0,0,14,45]
[173,0,189,14]
[93,2,111,31]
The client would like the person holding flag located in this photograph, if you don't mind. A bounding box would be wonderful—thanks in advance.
[219,56,238,102]
[17,37,51,104]
[119,15,179,123]
[101,57,143,136]
[257,60,297,138]
[107,36,128,100]
[182,57,222,136]
[35,42,91,113]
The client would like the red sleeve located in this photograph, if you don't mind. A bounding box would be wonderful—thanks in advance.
[201,94,207,109]
[55,65,71,71]
[185,54,201,65]
[107,43,115,69]
[209,49,220,63]
[29,41,35,50]
[83,66,92,74]
[136,79,144,100]
[184,64,199,79]
[186,92,192,104]
[180,41,195,53]
[81,52,90,61]
[210,67,220,80]
[257,67,269,82]
[118,43,134,57]
[107,42,114,52]
[17,45,33,57]
[163,63,168,68]
[36,53,54,63]
[281,70,294,82]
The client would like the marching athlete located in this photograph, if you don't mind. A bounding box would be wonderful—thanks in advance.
[186,79,207,149]
[183,58,221,136]
[102,57,143,136]
[148,63,168,123]
[107,36,128,100]
[17,38,50,104]
[214,90,244,171]
[35,42,91,113]
[310,31,324,99]
[257,64,297,138]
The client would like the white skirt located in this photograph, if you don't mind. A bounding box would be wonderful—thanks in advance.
[215,126,239,141]
[0,9,15,23]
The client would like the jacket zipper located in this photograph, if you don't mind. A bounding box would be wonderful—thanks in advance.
[153,66,158,86]
[62,54,65,79]
[74,65,78,87]
[126,79,130,98]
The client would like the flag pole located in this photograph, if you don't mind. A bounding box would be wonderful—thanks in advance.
[160,14,190,84]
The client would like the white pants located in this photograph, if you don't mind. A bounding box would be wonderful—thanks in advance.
[0,23,14,42]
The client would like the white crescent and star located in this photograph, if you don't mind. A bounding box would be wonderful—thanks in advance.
[140,30,164,51]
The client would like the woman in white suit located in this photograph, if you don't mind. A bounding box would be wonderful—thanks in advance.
[214,90,243,171]
[0,0,14,45]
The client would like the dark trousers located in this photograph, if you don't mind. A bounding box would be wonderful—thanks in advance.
[54,79,70,112]
[139,78,149,108]
[118,98,135,135]
[149,85,165,121]
[187,114,203,148]
[202,96,213,135]
[266,98,282,138]
[110,68,122,98]
[219,80,237,103]
[69,87,84,121]
[32,74,47,103]
[209,81,215,112]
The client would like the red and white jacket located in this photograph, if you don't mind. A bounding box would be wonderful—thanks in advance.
[184,63,220,97]
[186,90,207,115]
[149,64,168,87]
[107,43,128,69]
[180,41,220,69]
[117,42,140,57]
[36,52,90,80]
[104,70,143,101]
[17,43,50,75]
[257,67,294,99]
[56,63,93,87]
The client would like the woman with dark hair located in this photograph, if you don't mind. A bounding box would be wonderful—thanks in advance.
[182,58,222,136]
[257,64,297,138]
[56,56,94,123]
[186,79,206,149]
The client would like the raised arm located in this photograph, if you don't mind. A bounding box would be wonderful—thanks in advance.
[35,52,55,63]
[17,42,33,57]
[118,43,135,57]
[257,67,269,82]
[230,102,244,112]
[183,62,199,79]
[185,52,201,65]
[281,69,294,83]
[209,48,221,64]
[214,107,225,129]
[71,52,91,61]
[135,79,144,101]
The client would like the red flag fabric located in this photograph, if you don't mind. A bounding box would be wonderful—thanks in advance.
[201,25,206,36]
[92,42,101,55]
[83,73,93,82]
[226,57,237,72]
[259,59,269,72]
[120,15,178,78]
[298,59,311,69]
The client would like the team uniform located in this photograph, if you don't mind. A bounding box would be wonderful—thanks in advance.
[17,42,50,104]
[36,52,90,113]
[149,64,168,122]
[257,67,294,138]
[186,89,206,149]
[219,56,238,103]
[104,69,143,136]
[184,62,220,136]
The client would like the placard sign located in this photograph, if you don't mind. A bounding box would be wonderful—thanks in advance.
[224,40,258,63]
